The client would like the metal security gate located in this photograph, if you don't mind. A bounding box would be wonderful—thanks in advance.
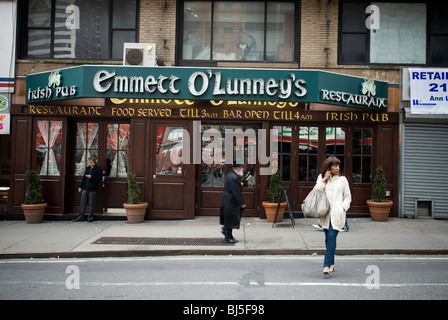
[402,124,448,219]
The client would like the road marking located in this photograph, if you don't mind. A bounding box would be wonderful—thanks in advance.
[2,280,448,288]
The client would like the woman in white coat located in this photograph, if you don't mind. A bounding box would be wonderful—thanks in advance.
[315,156,351,276]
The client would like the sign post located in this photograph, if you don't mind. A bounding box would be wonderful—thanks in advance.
[272,186,295,229]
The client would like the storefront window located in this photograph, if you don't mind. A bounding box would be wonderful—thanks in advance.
[298,126,318,182]
[75,123,99,176]
[36,120,63,176]
[106,124,130,177]
[156,127,184,175]
[22,0,138,60]
[201,123,259,187]
[273,125,291,181]
[352,128,372,183]
[182,1,296,62]
[326,127,345,172]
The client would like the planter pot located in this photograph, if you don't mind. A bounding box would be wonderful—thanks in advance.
[123,202,149,224]
[366,199,393,222]
[262,201,286,222]
[21,203,48,224]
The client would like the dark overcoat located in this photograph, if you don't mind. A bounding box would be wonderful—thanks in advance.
[79,165,103,192]
[220,170,245,229]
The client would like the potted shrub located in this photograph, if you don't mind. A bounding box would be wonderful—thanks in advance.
[123,172,148,223]
[366,165,393,221]
[21,170,47,224]
[262,170,286,222]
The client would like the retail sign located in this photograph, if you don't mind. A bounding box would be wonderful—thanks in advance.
[409,68,448,114]
[0,94,10,134]
[26,65,388,110]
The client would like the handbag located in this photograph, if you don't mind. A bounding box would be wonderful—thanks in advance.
[301,187,330,219]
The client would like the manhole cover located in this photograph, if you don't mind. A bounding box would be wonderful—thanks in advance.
[92,237,236,246]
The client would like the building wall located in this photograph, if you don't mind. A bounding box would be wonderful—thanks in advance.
[300,0,400,83]
[139,0,177,66]
[15,0,400,83]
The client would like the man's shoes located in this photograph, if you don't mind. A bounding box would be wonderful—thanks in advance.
[87,216,95,223]
[72,216,85,222]
[221,227,225,235]
[224,238,238,243]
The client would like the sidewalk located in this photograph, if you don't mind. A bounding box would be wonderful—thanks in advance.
[0,217,447,259]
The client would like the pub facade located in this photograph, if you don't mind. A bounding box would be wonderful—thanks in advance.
[10,65,398,219]
[8,0,447,220]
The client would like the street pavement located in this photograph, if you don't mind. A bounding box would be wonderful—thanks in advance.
[0,216,447,259]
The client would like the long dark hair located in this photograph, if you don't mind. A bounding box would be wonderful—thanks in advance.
[320,155,341,177]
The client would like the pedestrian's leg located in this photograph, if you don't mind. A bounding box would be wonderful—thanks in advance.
[87,191,96,222]
[323,223,339,268]
[224,228,233,240]
[73,190,88,221]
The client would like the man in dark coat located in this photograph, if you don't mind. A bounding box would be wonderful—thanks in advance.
[220,163,246,243]
[73,156,103,222]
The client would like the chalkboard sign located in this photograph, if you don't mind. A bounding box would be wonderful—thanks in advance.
[272,186,295,228]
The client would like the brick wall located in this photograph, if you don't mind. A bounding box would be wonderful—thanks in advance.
[139,0,177,66]
[300,0,338,69]
[15,0,400,83]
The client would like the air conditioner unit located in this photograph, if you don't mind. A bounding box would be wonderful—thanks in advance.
[123,43,157,67]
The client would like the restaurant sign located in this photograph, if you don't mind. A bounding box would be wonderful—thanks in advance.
[26,66,388,110]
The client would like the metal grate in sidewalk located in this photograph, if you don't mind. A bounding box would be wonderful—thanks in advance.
[92,237,236,246]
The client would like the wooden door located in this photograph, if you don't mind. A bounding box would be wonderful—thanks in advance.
[197,123,260,216]
[149,120,195,218]
[68,120,130,214]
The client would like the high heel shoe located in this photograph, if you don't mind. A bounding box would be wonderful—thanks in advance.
[329,266,335,273]
[323,267,330,277]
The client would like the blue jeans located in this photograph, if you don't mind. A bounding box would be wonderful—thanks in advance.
[323,222,339,268]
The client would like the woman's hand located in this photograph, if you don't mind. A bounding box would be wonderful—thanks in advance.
[322,169,331,182]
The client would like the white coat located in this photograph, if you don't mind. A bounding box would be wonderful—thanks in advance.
[315,174,351,231]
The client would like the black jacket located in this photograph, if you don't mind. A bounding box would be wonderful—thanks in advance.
[220,170,245,229]
[79,165,102,192]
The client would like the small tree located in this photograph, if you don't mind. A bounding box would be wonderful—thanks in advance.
[266,170,283,203]
[126,172,142,204]
[24,170,44,204]
[371,166,387,202]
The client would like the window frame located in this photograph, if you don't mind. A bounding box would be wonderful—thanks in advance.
[33,118,65,177]
[18,0,140,61]
[338,0,448,66]
[176,0,300,66]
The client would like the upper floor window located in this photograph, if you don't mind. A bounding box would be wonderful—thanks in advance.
[339,1,448,66]
[180,1,297,64]
[20,0,138,60]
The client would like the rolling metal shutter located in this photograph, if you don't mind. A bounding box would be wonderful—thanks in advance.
[403,124,448,219]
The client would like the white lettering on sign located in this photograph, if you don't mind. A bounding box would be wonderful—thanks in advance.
[93,70,181,95]
[92,70,307,101]
[321,89,387,109]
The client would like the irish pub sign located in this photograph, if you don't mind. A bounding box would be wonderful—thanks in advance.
[26,65,388,111]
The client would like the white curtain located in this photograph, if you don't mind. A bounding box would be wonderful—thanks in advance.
[37,120,62,176]
[107,124,129,177]
[75,123,99,175]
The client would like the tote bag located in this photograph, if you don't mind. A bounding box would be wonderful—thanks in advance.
[301,187,330,219]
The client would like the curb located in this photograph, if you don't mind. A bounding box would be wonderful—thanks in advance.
[1,248,448,259]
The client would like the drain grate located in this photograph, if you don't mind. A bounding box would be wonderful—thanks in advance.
[92,237,236,246]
